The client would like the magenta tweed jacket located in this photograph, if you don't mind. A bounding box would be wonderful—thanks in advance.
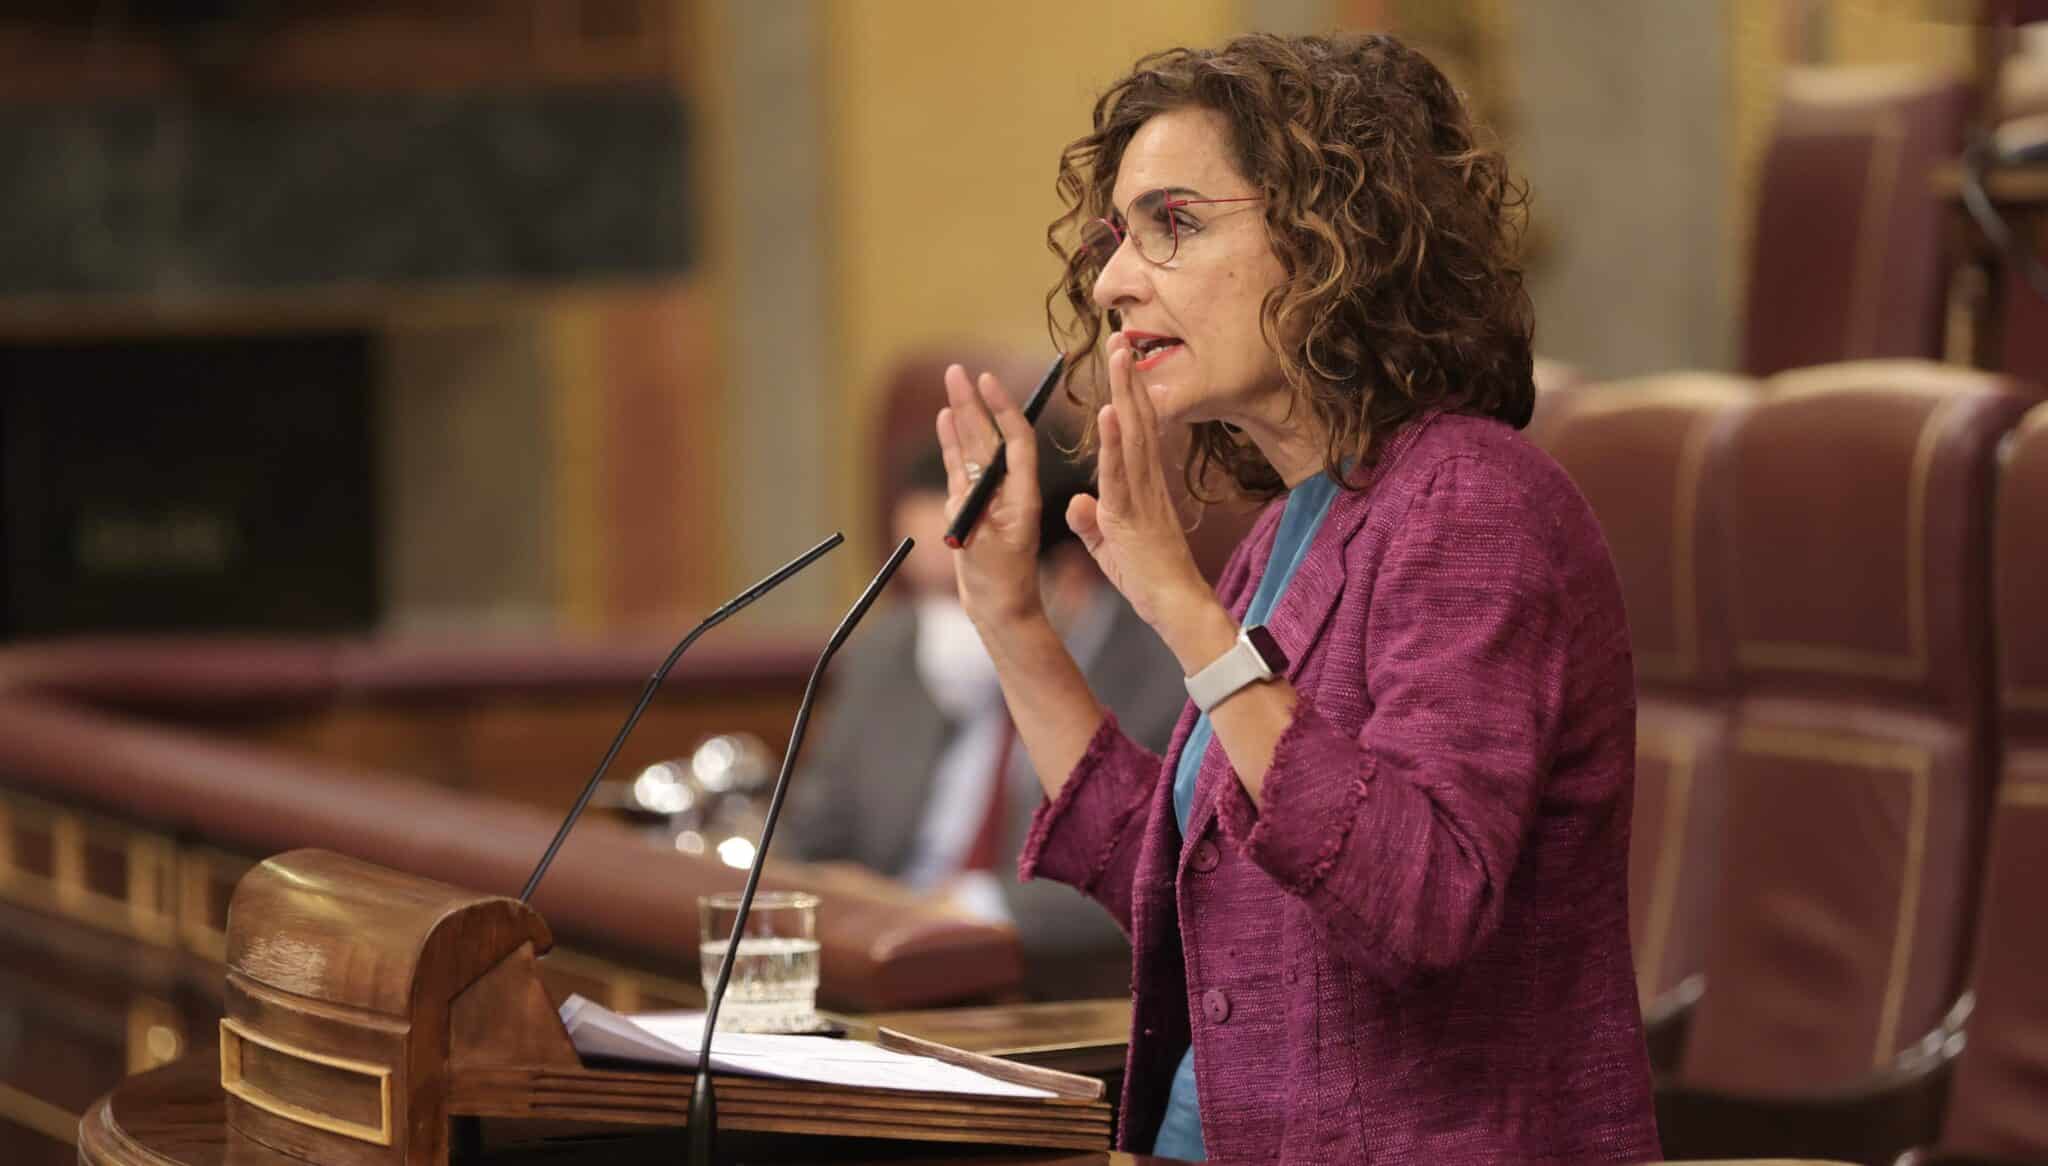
[1019,412,1659,1163]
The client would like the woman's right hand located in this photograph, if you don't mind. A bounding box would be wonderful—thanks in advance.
[936,362,1045,629]
[934,361,1112,801]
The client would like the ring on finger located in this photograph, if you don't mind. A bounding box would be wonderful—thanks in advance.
[963,460,984,484]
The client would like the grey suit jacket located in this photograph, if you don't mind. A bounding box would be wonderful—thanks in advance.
[782,595,1186,998]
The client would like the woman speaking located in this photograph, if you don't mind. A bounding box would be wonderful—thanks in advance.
[936,32,1658,1164]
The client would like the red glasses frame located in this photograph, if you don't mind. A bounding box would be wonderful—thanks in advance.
[1080,188,1262,271]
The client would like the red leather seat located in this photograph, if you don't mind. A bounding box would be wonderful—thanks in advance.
[1913,403,2048,1164]
[1742,70,1969,376]
[1535,373,1757,1067]
[1659,361,2039,1163]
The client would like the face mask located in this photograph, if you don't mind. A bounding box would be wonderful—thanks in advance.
[913,595,1001,720]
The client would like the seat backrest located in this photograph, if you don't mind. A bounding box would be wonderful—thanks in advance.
[1538,373,1757,1006]
[1936,403,2048,1159]
[1680,361,2038,1092]
[1522,356,1585,450]
[1742,69,1968,376]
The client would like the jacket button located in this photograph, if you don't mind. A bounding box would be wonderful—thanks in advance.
[1189,839,1219,872]
[1202,988,1231,1024]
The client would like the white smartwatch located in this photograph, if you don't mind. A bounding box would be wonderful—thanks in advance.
[1184,624,1289,713]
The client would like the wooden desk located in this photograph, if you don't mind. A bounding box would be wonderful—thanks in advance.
[840,1000,1131,1079]
[77,1058,1177,1166]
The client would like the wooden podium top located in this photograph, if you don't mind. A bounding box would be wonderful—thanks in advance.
[78,1057,1179,1166]
[197,850,1113,1162]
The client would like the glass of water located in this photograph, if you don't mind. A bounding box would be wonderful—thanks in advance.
[698,891,821,1033]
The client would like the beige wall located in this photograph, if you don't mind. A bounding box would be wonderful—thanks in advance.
[1512,1,1736,379]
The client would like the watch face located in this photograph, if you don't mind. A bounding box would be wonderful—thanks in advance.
[1245,624,1288,675]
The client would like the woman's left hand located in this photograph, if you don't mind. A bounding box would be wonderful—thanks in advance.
[1066,333,1218,643]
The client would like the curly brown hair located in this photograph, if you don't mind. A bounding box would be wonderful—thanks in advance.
[1045,32,1535,501]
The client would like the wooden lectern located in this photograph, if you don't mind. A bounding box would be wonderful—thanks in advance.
[74,847,1856,1166]
[207,849,1109,1165]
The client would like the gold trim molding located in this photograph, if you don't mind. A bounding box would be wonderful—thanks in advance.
[1556,376,1756,683]
[0,1079,77,1145]
[0,788,707,1024]
[176,847,248,963]
[2000,781,2048,807]
[1636,726,1702,1000]
[219,1017,394,1147]
[0,792,180,945]
[1845,113,1904,359]
[1738,391,1961,683]
[1736,726,1931,1067]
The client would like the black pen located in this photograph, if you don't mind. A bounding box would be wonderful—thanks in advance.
[944,352,1068,548]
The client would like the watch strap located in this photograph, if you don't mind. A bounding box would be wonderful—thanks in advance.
[1184,625,1284,713]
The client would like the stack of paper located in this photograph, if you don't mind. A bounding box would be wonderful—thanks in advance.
[559,997,1055,1098]
[548,995,1114,1151]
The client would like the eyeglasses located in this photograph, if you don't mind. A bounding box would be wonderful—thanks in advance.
[1078,187,1262,274]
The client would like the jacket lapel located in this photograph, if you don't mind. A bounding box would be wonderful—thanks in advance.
[1180,412,1445,846]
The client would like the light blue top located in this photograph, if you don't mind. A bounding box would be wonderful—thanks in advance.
[1151,471,1341,1160]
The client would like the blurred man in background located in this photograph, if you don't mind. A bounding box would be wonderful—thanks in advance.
[783,428,1184,997]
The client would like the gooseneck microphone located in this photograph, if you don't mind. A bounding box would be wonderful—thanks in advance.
[518,532,844,905]
[689,537,916,1166]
